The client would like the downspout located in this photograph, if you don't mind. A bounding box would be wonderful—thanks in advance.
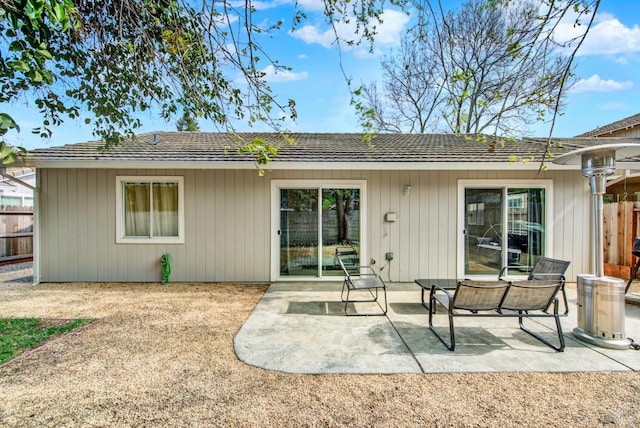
[33,171,40,285]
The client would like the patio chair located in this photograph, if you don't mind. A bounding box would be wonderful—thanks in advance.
[499,257,570,315]
[428,279,565,352]
[337,253,387,316]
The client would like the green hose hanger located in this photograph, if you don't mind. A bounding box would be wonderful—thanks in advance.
[160,253,171,285]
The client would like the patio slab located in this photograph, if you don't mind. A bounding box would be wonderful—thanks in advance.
[234,282,640,374]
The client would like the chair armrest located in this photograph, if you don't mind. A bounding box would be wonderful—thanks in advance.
[430,284,454,310]
[431,283,454,296]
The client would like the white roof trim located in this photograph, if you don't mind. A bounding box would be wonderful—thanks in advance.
[27,159,585,171]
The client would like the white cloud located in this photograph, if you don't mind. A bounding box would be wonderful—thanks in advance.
[571,74,633,93]
[292,24,337,48]
[261,65,309,82]
[291,9,409,53]
[554,11,640,57]
[295,0,325,12]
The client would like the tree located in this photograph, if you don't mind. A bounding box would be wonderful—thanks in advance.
[333,189,356,244]
[0,0,390,165]
[359,32,444,133]
[176,112,199,132]
[1,0,601,166]
[358,0,596,137]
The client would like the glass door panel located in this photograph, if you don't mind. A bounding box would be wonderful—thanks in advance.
[464,188,503,276]
[322,188,361,277]
[506,188,546,272]
[277,185,362,279]
[279,188,319,277]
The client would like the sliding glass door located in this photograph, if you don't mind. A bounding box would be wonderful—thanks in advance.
[275,182,364,280]
[461,181,550,278]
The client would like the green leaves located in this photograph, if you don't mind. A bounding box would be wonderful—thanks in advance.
[1,0,81,161]
[0,0,404,168]
[0,114,20,134]
[0,141,26,165]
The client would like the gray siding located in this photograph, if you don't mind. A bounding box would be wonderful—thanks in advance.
[37,168,590,283]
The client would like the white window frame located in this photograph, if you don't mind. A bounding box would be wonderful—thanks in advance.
[457,179,553,279]
[270,179,367,282]
[116,176,185,244]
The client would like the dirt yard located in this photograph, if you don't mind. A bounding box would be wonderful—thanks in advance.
[1,280,639,427]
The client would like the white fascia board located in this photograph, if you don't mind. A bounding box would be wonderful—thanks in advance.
[28,159,585,171]
[264,161,582,171]
[27,160,258,169]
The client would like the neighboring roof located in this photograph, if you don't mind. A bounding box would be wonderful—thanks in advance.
[575,113,640,138]
[26,132,640,170]
[0,167,35,177]
[0,167,35,187]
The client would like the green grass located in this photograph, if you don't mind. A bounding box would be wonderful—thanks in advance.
[0,318,88,364]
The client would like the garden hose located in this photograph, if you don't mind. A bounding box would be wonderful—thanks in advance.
[160,254,171,285]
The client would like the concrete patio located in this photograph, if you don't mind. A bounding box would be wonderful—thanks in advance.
[234,282,640,374]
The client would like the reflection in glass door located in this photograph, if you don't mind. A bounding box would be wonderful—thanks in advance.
[322,188,360,277]
[279,188,319,277]
[464,186,547,277]
[465,188,503,276]
[278,186,361,278]
[506,188,546,271]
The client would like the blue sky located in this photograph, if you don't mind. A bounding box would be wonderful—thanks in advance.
[6,0,640,149]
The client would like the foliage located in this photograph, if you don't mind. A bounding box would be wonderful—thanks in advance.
[176,112,199,132]
[0,0,398,167]
[0,0,600,167]
[359,0,594,136]
[0,317,87,364]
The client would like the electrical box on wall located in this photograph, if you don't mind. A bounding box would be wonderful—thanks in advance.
[385,212,397,222]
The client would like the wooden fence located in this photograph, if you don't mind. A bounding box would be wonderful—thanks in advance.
[0,206,33,263]
[603,202,640,279]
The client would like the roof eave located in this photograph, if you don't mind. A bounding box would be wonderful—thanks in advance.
[26,159,586,171]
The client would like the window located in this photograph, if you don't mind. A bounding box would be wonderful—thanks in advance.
[0,196,22,207]
[116,176,184,244]
[466,202,484,226]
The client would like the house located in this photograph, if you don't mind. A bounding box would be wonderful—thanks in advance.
[25,132,640,284]
[575,113,640,201]
[0,167,35,207]
[575,112,640,138]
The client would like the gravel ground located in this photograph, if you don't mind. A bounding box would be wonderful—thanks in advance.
[0,280,639,427]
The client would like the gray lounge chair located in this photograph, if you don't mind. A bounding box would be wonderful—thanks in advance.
[337,253,387,316]
[499,257,570,315]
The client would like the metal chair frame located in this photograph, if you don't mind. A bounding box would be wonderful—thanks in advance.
[337,255,387,316]
[428,280,565,352]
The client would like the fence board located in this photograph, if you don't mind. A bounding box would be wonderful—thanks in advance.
[603,202,639,278]
[0,206,33,261]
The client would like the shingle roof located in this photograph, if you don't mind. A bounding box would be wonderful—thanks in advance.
[26,132,640,168]
[575,113,640,137]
